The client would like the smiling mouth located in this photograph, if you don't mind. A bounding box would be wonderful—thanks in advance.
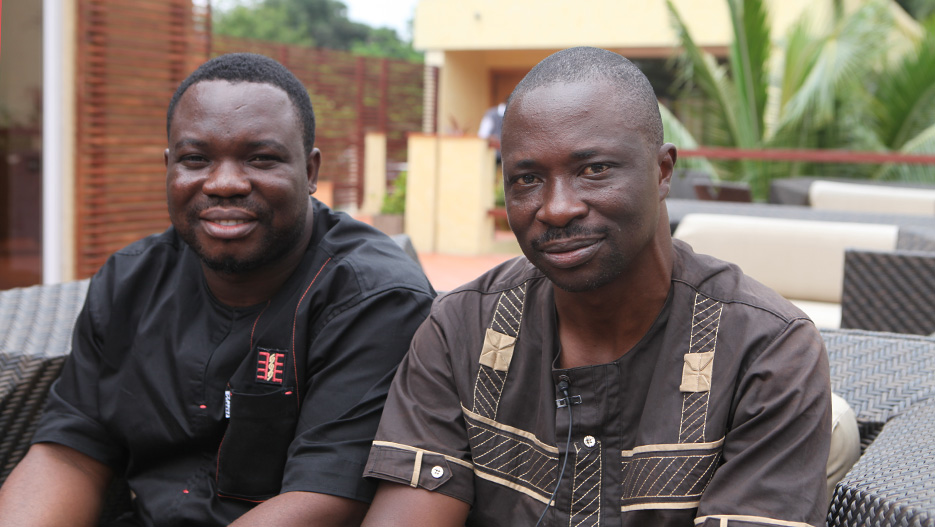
[538,238,603,269]
[199,213,258,240]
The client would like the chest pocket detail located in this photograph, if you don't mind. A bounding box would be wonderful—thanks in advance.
[216,387,299,501]
[217,344,299,502]
[471,283,527,420]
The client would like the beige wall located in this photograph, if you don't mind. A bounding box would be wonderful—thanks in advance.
[436,52,489,135]
[418,0,863,157]
[414,0,845,51]
[361,132,387,214]
[405,134,439,252]
[434,136,496,254]
[405,134,500,255]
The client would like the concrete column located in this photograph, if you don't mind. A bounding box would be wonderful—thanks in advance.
[436,136,495,254]
[405,133,439,253]
[43,0,77,283]
[361,132,387,215]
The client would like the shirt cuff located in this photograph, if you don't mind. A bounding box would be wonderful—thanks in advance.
[364,442,475,505]
[281,452,377,503]
[31,408,127,469]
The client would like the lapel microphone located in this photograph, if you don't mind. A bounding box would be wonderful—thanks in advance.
[537,376,576,527]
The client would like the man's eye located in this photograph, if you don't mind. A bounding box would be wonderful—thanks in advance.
[582,163,609,176]
[251,155,279,165]
[519,174,536,184]
[180,154,207,165]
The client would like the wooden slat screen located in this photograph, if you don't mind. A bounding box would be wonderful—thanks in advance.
[75,0,209,278]
[74,3,429,279]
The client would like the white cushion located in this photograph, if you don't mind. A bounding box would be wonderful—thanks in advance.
[809,181,935,216]
[790,300,841,329]
[673,214,898,303]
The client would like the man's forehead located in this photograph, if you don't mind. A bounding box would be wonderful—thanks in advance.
[172,80,297,128]
[183,79,288,102]
[506,80,629,124]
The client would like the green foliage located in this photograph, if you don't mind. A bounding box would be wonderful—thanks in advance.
[380,171,407,215]
[213,3,314,46]
[666,0,935,198]
[351,28,423,62]
[213,0,422,61]
[898,0,935,21]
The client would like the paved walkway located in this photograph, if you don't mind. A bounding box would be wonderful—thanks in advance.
[351,211,520,292]
[417,252,518,292]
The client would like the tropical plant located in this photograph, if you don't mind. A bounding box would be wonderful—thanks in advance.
[380,171,407,215]
[213,0,422,61]
[664,0,935,199]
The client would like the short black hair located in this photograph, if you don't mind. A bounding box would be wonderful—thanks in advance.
[506,47,664,147]
[166,53,316,154]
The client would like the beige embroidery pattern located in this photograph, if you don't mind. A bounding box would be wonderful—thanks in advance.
[465,411,557,502]
[472,284,527,419]
[570,440,602,527]
[619,444,722,511]
[679,294,723,443]
[491,283,526,338]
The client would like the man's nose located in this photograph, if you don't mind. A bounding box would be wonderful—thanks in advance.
[202,160,251,197]
[535,179,587,227]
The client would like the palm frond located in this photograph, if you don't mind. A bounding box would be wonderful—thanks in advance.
[773,16,821,122]
[666,0,741,147]
[874,122,935,182]
[659,103,719,176]
[873,24,935,150]
[777,0,893,132]
[726,0,771,142]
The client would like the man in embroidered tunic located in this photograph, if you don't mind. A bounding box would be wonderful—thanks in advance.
[362,47,831,527]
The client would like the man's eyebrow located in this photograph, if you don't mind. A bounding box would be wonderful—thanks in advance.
[571,150,599,160]
[173,138,208,150]
[514,159,538,169]
[246,140,288,151]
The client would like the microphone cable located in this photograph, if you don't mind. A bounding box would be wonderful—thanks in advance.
[535,378,574,527]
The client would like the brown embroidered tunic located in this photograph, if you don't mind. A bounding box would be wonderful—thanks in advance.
[365,240,831,527]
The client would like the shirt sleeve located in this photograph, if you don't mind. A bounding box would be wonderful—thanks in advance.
[30,272,129,469]
[280,287,435,503]
[695,318,832,527]
[363,311,476,505]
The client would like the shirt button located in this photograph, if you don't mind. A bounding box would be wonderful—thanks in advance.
[584,435,597,448]
[431,466,445,478]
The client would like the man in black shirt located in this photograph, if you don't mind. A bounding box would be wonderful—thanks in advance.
[0,53,434,527]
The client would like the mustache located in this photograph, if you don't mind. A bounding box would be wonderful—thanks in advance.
[187,198,265,216]
[531,223,608,250]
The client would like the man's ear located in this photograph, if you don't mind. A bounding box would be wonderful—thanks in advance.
[306,148,322,195]
[164,148,170,168]
[657,143,677,201]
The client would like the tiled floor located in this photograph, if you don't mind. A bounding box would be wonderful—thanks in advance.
[351,211,521,292]
[417,252,519,292]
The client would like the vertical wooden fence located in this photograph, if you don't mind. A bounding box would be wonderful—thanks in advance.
[74,0,429,278]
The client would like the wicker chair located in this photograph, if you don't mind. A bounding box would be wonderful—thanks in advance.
[0,280,89,481]
[823,329,935,525]
[827,397,935,526]
[0,280,133,524]
[840,249,935,335]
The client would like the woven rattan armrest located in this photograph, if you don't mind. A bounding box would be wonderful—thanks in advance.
[840,249,935,335]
